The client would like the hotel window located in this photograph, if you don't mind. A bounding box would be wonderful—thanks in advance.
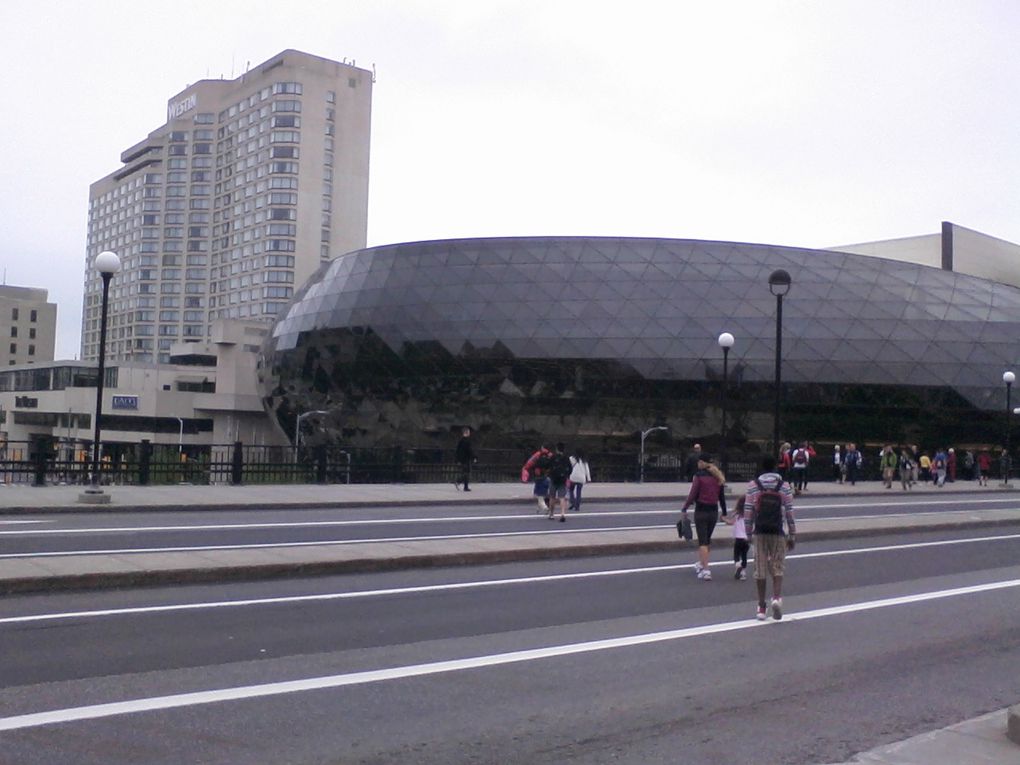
[9,343,15,354]
[29,310,37,322]
[272,82,302,95]
[9,327,16,338]
[28,345,34,356]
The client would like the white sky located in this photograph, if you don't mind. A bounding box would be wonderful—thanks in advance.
[3,0,1020,358]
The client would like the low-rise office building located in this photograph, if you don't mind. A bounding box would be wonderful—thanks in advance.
[0,320,284,465]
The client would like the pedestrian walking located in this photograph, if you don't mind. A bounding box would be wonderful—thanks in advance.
[521,444,554,512]
[777,442,793,480]
[898,448,914,490]
[844,443,862,485]
[454,427,476,491]
[745,456,796,621]
[790,441,810,495]
[932,448,948,487]
[545,442,573,522]
[723,493,750,580]
[909,445,920,485]
[963,450,975,481]
[680,453,728,581]
[832,445,843,483]
[568,449,592,511]
[947,448,957,482]
[919,452,931,483]
[684,443,703,482]
[801,441,817,491]
[977,451,991,486]
[880,445,897,489]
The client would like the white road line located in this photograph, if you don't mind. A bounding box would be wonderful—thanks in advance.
[1,496,1016,536]
[0,524,668,559]
[5,531,1020,625]
[5,505,1020,558]
[3,577,1019,732]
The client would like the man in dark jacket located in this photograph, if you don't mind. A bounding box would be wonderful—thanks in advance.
[684,443,702,481]
[454,427,476,491]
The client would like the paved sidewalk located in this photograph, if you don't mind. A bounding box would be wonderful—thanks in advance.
[822,707,1020,764]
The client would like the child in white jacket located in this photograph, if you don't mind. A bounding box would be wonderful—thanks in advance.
[723,494,750,580]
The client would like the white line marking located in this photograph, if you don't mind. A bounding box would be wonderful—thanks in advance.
[5,531,1019,625]
[3,577,1019,732]
[6,504,1020,559]
[0,524,669,559]
[2,497,1015,536]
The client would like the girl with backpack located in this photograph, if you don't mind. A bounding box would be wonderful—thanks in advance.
[679,453,727,581]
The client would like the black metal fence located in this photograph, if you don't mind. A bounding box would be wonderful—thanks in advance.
[1,439,979,488]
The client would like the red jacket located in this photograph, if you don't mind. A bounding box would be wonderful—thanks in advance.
[521,448,552,482]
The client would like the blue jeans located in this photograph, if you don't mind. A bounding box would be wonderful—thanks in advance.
[569,482,584,510]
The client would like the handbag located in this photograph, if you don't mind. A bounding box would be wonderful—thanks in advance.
[676,514,693,541]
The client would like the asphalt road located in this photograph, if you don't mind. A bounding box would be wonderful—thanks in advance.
[3,521,1020,764]
[3,494,1018,556]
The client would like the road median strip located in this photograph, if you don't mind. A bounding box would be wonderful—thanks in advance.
[2,509,1019,594]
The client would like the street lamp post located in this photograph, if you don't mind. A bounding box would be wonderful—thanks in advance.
[294,410,330,465]
[639,426,668,483]
[718,332,735,475]
[80,251,121,504]
[768,269,792,458]
[1004,371,1015,487]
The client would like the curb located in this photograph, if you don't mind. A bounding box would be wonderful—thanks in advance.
[1009,705,1020,746]
[3,514,1019,595]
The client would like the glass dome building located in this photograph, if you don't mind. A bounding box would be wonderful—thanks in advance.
[257,236,1020,451]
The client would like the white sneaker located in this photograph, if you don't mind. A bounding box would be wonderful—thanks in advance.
[770,598,783,620]
[701,569,712,581]
[739,569,747,581]
[694,562,703,573]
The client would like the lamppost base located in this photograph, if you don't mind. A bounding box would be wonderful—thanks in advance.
[78,487,112,504]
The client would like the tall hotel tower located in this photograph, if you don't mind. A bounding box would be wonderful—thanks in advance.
[82,50,372,363]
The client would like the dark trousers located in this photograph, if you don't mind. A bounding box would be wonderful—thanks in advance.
[792,467,806,491]
[569,482,584,510]
[458,461,472,489]
[733,538,750,567]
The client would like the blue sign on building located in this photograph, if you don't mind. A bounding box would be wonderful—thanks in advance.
[111,395,139,410]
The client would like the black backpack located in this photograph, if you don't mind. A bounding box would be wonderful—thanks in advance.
[548,453,572,483]
[754,479,785,534]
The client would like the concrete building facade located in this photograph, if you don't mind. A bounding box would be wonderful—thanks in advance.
[0,286,57,366]
[82,49,372,365]
[1,320,284,465]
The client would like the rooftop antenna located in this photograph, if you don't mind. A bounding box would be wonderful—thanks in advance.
[230,53,235,78]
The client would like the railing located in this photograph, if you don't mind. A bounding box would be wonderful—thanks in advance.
[0,439,1003,487]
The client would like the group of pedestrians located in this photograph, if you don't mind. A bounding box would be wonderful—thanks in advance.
[678,453,796,621]
[826,442,1000,489]
[520,442,593,521]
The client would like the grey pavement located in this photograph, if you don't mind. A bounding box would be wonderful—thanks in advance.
[4,477,1020,764]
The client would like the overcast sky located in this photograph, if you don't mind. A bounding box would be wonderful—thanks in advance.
[4,0,1020,358]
